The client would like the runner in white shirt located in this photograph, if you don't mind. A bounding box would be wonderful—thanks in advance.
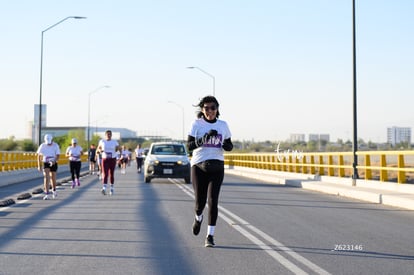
[37,134,61,200]
[134,144,145,173]
[95,150,103,179]
[66,138,83,188]
[187,95,233,248]
[119,145,131,174]
[98,130,119,195]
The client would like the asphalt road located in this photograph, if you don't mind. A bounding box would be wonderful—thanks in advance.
[0,165,413,275]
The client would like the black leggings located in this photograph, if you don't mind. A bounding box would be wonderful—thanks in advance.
[191,163,224,226]
[136,157,143,169]
[69,161,81,181]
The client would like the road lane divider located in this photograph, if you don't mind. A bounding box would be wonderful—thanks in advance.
[172,179,331,275]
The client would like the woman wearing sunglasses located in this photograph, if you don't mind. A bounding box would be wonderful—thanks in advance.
[187,95,233,247]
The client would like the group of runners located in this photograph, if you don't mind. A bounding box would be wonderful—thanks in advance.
[89,144,134,176]
[37,95,233,248]
[37,130,145,199]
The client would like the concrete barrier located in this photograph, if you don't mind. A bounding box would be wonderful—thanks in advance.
[0,165,72,188]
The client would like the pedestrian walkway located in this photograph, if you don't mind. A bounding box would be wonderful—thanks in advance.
[0,164,182,274]
[0,165,86,207]
[225,166,414,210]
[0,168,43,188]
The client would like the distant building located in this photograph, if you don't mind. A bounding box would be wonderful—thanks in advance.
[308,134,330,143]
[290,134,305,143]
[387,126,411,146]
[30,104,138,144]
[319,134,330,142]
[39,126,137,142]
[308,134,319,142]
[89,127,137,140]
[33,104,47,145]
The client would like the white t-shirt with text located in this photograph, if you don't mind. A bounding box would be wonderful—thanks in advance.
[189,118,231,166]
[37,142,61,163]
[98,139,119,159]
[66,145,83,162]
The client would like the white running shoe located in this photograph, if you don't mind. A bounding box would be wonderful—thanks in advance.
[110,189,114,196]
[52,191,57,199]
[43,194,49,200]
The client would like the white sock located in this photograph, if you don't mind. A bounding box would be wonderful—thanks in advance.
[195,214,203,222]
[207,225,215,236]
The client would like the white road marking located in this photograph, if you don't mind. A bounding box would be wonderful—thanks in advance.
[173,179,331,275]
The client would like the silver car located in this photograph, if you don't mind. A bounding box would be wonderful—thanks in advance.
[144,142,191,183]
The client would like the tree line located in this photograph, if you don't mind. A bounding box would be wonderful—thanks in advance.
[0,133,407,153]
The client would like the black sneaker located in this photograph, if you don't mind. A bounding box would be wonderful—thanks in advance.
[205,235,215,247]
[192,218,202,235]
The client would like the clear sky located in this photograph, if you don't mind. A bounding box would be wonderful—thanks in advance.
[1,0,413,143]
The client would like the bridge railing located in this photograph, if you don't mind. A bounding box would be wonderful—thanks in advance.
[2,150,414,184]
[224,151,414,184]
[0,151,88,172]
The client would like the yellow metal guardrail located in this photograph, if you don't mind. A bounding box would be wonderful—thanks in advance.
[224,151,414,184]
[2,150,414,184]
[0,151,88,172]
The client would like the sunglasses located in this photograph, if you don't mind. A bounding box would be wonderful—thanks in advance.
[203,105,217,111]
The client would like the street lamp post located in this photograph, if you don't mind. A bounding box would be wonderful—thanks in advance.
[168,101,185,142]
[93,116,108,136]
[38,16,86,145]
[187,66,215,96]
[87,85,110,152]
[352,0,358,185]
